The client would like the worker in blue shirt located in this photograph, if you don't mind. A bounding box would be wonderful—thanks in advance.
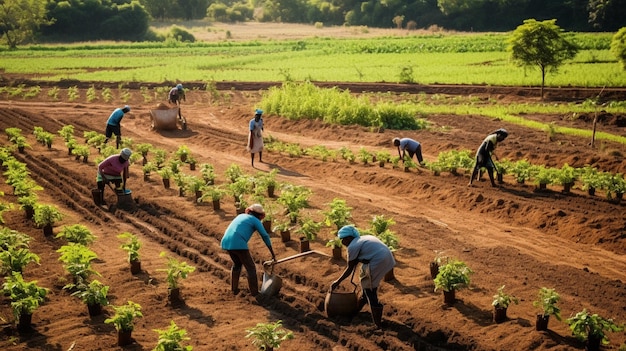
[103,105,130,149]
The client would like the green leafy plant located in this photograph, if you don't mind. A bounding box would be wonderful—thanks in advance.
[158,252,196,290]
[245,320,294,351]
[225,163,245,183]
[511,159,532,183]
[175,145,191,161]
[56,243,100,288]
[357,147,373,164]
[492,285,519,308]
[0,247,40,274]
[56,224,96,245]
[294,218,322,241]
[199,163,216,184]
[277,185,311,223]
[228,176,254,202]
[433,259,473,293]
[153,320,193,351]
[376,230,399,252]
[554,163,578,186]
[533,287,561,320]
[375,150,391,166]
[117,232,141,263]
[566,309,623,346]
[33,204,63,228]
[105,301,143,332]
[143,162,157,176]
[272,220,291,233]
[2,271,48,320]
[135,142,152,157]
[71,279,109,307]
[200,185,226,203]
[325,237,343,249]
[0,227,32,250]
[321,198,353,230]
[158,166,174,180]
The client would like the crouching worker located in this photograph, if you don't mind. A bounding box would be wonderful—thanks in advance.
[221,204,276,297]
[96,148,132,205]
[330,225,395,329]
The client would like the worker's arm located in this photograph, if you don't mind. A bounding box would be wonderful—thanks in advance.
[331,259,358,291]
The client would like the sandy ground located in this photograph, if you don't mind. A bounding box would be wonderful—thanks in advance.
[0,82,625,351]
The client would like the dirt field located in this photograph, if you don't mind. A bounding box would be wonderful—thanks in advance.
[1,80,626,351]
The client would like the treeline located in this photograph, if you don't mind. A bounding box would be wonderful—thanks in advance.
[37,0,625,43]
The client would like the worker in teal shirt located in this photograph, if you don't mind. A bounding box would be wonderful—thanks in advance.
[103,105,130,149]
[221,204,276,296]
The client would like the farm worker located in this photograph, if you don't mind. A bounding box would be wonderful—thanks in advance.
[468,128,509,187]
[168,83,186,119]
[103,105,130,149]
[247,109,264,167]
[330,225,395,329]
[221,204,276,297]
[96,148,132,205]
[393,137,425,166]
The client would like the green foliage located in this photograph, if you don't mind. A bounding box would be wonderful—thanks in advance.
[325,237,342,248]
[199,163,216,184]
[261,82,425,130]
[245,320,294,351]
[33,204,63,227]
[321,198,352,230]
[186,175,205,193]
[143,162,157,175]
[225,163,245,183]
[56,243,99,287]
[553,163,579,185]
[2,272,48,319]
[610,27,626,70]
[0,0,53,49]
[295,218,322,241]
[228,176,254,203]
[492,285,519,308]
[153,320,193,351]
[169,26,196,43]
[507,19,578,98]
[105,301,143,332]
[511,160,532,183]
[433,259,473,292]
[533,287,562,320]
[357,147,373,164]
[56,224,96,246]
[175,145,191,160]
[277,184,311,217]
[71,279,109,306]
[158,252,196,290]
[0,227,31,250]
[158,166,174,180]
[136,143,153,156]
[566,309,623,345]
[117,232,141,263]
[0,247,40,274]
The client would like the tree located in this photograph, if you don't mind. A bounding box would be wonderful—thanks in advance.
[610,27,626,70]
[507,19,578,100]
[0,0,53,49]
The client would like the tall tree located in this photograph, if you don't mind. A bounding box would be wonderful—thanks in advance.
[0,0,54,49]
[507,19,578,100]
[610,27,626,70]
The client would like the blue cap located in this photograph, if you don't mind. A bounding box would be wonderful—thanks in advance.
[255,109,263,115]
[176,84,183,90]
[338,225,360,239]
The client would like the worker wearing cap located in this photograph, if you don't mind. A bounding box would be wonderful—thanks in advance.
[330,225,395,329]
[168,84,186,119]
[247,109,264,167]
[96,148,132,205]
[221,204,276,296]
[103,105,130,149]
[393,137,425,166]
[468,128,509,187]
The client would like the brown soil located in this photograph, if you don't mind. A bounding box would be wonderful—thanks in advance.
[1,82,625,351]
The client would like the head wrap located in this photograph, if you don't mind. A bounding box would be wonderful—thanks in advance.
[338,225,360,239]
[393,137,400,145]
[255,109,263,115]
[120,148,132,160]
[245,204,266,220]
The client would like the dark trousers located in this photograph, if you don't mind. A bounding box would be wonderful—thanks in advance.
[228,250,258,296]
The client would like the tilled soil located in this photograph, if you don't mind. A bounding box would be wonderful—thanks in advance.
[0,83,625,351]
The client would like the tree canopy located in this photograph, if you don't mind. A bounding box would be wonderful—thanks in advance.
[0,0,53,49]
[507,19,579,99]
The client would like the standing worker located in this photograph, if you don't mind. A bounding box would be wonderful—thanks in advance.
[393,137,425,166]
[96,148,132,206]
[168,83,186,120]
[330,225,396,329]
[468,128,509,187]
[247,109,264,167]
[103,105,130,149]
[221,204,276,297]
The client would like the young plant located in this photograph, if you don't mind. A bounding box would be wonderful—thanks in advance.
[377,230,399,252]
[533,287,562,320]
[0,247,40,274]
[2,272,48,321]
[326,237,343,249]
[357,147,373,164]
[158,166,174,180]
[433,259,473,293]
[492,285,519,309]
[33,204,63,228]
[56,224,96,246]
[175,145,191,161]
[117,232,141,263]
[135,142,152,158]
[245,320,294,351]
[71,279,109,307]
[566,309,623,346]
[105,301,143,332]
[199,163,216,184]
[277,185,311,223]
[321,198,353,230]
[158,252,196,290]
[153,320,193,351]
[56,243,100,288]
[294,217,322,241]
[225,163,245,183]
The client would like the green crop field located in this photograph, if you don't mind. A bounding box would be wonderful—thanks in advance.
[0,32,623,87]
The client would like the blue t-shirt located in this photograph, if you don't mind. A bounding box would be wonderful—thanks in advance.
[221,213,272,250]
[399,138,420,152]
[107,108,125,126]
[249,117,263,132]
